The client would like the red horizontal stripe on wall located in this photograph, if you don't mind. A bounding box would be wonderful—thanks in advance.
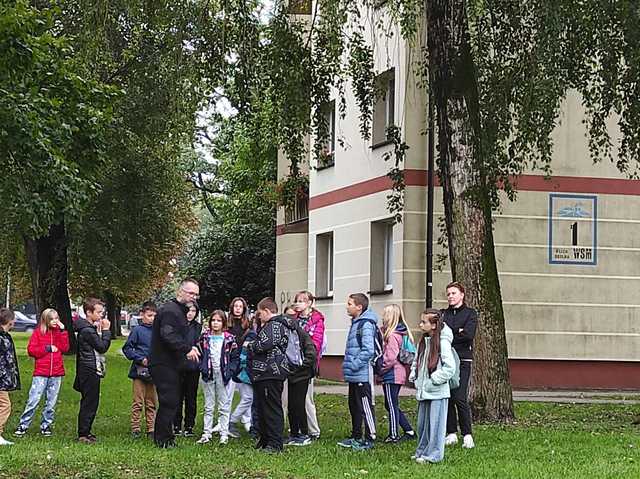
[513,174,640,195]
[307,171,639,211]
[308,169,431,210]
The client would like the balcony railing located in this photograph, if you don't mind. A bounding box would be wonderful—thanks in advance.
[285,195,309,224]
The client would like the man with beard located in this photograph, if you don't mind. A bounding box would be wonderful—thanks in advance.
[150,278,201,448]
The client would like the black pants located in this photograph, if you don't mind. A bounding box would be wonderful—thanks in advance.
[254,380,284,450]
[174,369,199,430]
[348,382,376,441]
[447,360,473,436]
[288,379,310,437]
[75,372,101,437]
[152,364,180,446]
[250,389,259,438]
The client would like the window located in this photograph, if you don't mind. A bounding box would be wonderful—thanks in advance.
[370,220,394,293]
[318,100,335,169]
[315,232,334,297]
[383,222,394,290]
[372,69,395,147]
[288,0,312,14]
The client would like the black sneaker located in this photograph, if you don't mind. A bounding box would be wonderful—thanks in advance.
[41,426,52,437]
[399,431,416,442]
[173,427,182,436]
[383,435,399,444]
[262,446,283,454]
[183,427,194,437]
[77,436,96,444]
[14,427,27,437]
[157,440,177,449]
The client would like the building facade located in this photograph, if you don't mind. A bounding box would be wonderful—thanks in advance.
[275,4,640,389]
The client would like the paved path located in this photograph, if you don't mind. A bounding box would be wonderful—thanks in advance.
[314,385,640,405]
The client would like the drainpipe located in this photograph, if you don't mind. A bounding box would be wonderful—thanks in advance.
[5,267,10,308]
[426,90,434,309]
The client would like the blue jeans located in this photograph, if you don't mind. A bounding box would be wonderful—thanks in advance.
[18,376,62,430]
[416,398,448,463]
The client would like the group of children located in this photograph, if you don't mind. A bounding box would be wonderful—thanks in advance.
[0,281,477,465]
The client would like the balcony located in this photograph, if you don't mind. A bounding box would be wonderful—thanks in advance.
[285,194,309,224]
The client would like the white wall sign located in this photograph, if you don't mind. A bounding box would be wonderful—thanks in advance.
[548,194,597,265]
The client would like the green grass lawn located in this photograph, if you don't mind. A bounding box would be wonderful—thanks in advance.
[1,332,639,478]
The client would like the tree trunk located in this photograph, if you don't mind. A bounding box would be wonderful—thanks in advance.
[426,0,514,422]
[23,221,76,352]
[104,290,122,337]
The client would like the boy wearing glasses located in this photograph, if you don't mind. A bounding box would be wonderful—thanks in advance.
[73,297,112,444]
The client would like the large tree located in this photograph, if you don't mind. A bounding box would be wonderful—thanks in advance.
[249,0,640,422]
[60,0,203,334]
[0,1,117,336]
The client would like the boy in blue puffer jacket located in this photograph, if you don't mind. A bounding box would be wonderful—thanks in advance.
[338,293,378,451]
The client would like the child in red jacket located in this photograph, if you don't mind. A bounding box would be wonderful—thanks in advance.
[14,308,69,437]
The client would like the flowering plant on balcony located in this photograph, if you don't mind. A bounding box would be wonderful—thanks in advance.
[275,173,309,209]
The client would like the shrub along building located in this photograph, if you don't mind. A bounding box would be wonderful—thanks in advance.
[275,3,640,390]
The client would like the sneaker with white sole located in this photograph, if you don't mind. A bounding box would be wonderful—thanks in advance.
[228,426,241,439]
[196,435,211,444]
[444,433,458,446]
[337,437,359,448]
[0,436,14,446]
[462,434,475,449]
[14,427,27,438]
[290,435,312,446]
[219,435,228,445]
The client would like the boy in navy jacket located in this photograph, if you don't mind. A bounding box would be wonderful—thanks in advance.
[123,302,157,439]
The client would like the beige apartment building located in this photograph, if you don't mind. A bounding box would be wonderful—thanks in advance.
[276,3,640,389]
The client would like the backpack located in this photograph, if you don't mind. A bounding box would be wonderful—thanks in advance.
[356,319,384,376]
[448,348,461,390]
[285,327,303,369]
[398,335,417,365]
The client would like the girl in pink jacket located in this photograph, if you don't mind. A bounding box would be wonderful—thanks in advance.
[379,304,415,443]
[293,291,325,440]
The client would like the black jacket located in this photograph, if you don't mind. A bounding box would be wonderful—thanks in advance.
[73,318,112,378]
[286,318,317,384]
[248,315,291,382]
[150,299,192,370]
[0,331,20,391]
[442,304,478,360]
[182,319,203,372]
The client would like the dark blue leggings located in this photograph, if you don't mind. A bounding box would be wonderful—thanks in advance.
[383,383,413,438]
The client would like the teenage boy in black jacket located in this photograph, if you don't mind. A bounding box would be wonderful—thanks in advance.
[246,298,290,453]
[442,281,478,449]
[150,278,201,448]
[73,298,111,444]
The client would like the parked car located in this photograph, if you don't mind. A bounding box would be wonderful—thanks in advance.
[13,311,38,333]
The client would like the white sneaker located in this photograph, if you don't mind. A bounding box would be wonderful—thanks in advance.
[444,433,458,446]
[242,421,251,432]
[462,434,475,449]
[196,435,211,444]
[212,423,221,434]
[0,436,14,446]
[219,435,228,445]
